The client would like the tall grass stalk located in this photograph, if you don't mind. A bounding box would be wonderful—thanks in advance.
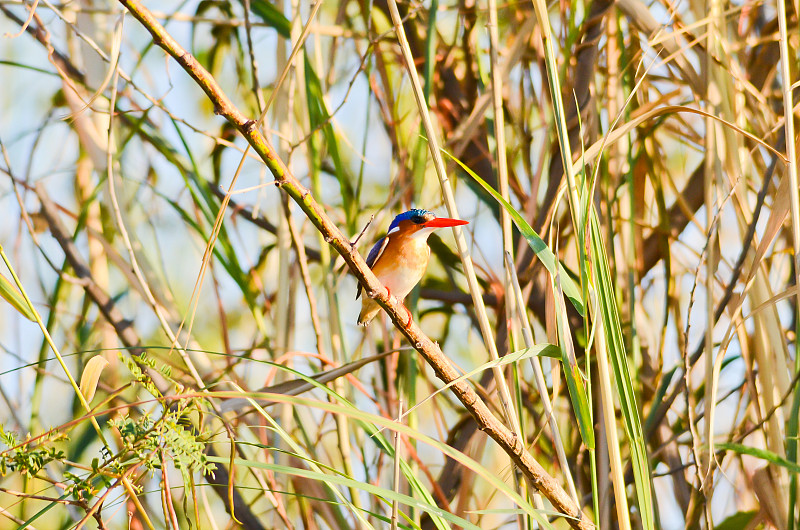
[384,0,522,439]
[485,0,535,518]
[776,0,800,523]
[530,0,654,525]
[505,252,579,505]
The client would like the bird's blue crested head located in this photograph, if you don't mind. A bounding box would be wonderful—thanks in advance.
[387,208,433,233]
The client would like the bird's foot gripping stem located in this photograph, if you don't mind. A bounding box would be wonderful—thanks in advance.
[385,288,413,328]
[400,305,413,328]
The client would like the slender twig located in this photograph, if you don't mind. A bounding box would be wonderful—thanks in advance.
[391,399,403,530]
[351,214,375,247]
[104,27,209,390]
[281,197,326,361]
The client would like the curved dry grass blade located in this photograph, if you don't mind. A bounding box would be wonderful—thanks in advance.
[209,391,557,529]
[571,105,788,181]
[79,356,110,403]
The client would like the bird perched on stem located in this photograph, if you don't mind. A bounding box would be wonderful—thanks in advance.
[356,208,468,326]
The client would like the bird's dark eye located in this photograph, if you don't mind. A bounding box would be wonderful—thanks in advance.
[410,215,425,224]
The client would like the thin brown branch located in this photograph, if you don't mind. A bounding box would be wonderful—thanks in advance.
[115,0,589,525]
[35,185,146,361]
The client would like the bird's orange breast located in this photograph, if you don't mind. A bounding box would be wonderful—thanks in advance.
[369,233,431,301]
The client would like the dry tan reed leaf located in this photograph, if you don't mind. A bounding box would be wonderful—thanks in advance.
[79,356,110,403]
[752,174,791,271]
[752,466,787,530]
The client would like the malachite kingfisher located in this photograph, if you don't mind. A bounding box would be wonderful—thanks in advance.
[356,208,469,326]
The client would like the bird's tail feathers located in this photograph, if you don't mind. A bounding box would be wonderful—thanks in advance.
[358,303,381,326]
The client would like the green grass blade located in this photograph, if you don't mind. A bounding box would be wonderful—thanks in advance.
[0,272,36,321]
[445,150,584,316]
[248,0,291,38]
[717,442,800,474]
[207,456,476,529]
[589,212,653,527]
[214,391,555,528]
[554,271,595,449]
[228,363,453,530]
[304,60,357,232]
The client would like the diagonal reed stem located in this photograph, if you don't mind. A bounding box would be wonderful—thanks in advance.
[115,0,590,525]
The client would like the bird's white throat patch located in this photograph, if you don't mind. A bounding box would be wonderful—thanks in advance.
[409,226,436,240]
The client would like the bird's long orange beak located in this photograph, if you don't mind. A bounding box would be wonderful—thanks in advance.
[424,217,469,228]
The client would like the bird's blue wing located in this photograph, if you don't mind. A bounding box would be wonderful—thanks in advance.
[356,236,389,299]
[366,236,389,268]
